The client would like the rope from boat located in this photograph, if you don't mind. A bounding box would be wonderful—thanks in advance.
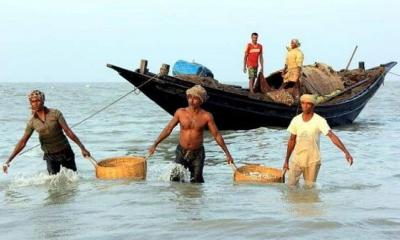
[389,71,400,77]
[133,74,160,94]
[19,74,160,155]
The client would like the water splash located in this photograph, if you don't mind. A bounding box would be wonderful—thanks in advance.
[157,163,189,182]
[9,167,79,188]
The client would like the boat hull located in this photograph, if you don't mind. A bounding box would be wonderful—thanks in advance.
[108,62,396,130]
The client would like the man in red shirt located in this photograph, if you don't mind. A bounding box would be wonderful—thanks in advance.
[243,32,264,94]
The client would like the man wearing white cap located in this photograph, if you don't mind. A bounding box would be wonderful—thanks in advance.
[149,85,234,183]
[283,94,353,187]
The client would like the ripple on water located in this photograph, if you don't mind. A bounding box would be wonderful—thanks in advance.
[323,183,382,193]
[393,174,400,179]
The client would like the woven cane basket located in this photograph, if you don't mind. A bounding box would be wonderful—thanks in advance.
[95,156,147,180]
[234,165,284,184]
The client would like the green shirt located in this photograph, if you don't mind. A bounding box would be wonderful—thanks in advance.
[25,108,70,154]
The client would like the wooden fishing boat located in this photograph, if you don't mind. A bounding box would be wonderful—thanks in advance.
[107,60,396,130]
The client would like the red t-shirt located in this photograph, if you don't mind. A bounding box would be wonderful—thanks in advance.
[245,43,263,68]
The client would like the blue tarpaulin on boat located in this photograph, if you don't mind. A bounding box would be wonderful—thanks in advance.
[172,60,214,78]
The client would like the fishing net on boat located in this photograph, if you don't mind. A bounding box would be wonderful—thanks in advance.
[338,67,385,87]
[265,89,295,106]
[300,63,344,95]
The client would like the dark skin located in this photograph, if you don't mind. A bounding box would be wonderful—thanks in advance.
[283,100,353,171]
[149,94,234,164]
[3,98,90,174]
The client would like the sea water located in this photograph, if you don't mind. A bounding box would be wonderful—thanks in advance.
[0,81,399,239]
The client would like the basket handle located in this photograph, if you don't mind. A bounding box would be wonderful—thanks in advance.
[282,169,287,183]
[243,162,261,166]
[144,153,153,162]
[230,163,238,172]
[86,156,99,167]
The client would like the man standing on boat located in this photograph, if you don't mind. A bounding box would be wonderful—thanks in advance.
[243,32,264,94]
[3,90,91,175]
[283,94,353,187]
[282,39,304,99]
[148,85,235,183]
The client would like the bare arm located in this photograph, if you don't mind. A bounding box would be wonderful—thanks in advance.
[149,111,179,154]
[260,53,264,73]
[327,130,353,166]
[207,113,234,164]
[3,132,33,174]
[59,120,90,157]
[243,52,248,73]
[283,134,296,170]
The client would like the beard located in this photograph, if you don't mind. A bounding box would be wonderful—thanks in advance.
[31,104,44,113]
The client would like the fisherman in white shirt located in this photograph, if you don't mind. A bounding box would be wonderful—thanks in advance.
[283,94,353,187]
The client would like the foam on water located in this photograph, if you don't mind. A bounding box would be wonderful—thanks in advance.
[9,167,79,188]
[155,163,190,182]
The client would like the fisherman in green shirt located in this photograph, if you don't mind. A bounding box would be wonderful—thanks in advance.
[3,90,91,175]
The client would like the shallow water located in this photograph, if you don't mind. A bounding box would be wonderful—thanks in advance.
[1,81,399,239]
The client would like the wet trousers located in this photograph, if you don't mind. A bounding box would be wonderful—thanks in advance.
[172,144,205,183]
[43,146,77,175]
[288,162,321,188]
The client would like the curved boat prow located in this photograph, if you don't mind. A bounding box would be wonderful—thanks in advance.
[382,61,397,75]
[107,64,131,74]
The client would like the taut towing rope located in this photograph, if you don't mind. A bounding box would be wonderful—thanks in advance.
[19,74,160,155]
[389,71,400,77]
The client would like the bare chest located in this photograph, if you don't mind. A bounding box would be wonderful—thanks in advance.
[180,114,207,129]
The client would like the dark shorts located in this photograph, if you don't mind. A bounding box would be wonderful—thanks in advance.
[43,146,77,175]
[172,144,205,183]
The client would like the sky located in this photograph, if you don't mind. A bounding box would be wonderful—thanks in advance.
[0,0,399,83]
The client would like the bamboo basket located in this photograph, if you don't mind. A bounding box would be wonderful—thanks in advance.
[233,164,284,184]
[92,156,147,180]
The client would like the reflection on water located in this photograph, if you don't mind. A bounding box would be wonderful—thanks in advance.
[169,182,204,199]
[283,187,324,217]
[168,182,205,221]
[44,183,78,205]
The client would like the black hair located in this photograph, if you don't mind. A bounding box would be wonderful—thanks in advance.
[251,32,258,37]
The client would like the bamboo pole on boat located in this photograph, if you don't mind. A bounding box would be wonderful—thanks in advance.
[345,46,358,71]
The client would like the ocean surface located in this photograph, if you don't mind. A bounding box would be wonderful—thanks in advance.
[1,80,399,240]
